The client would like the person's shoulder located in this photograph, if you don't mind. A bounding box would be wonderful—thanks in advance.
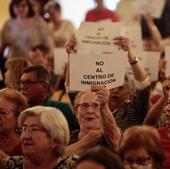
[55,155,79,169]
[2,156,24,169]
[86,8,97,15]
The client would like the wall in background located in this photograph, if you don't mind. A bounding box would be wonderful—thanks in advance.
[0,0,10,29]
[0,0,120,29]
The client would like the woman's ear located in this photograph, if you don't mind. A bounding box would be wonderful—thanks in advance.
[50,138,59,149]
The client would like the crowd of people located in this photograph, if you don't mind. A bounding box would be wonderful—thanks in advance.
[0,0,170,169]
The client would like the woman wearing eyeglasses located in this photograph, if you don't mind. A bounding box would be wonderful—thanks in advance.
[0,88,28,156]
[64,86,121,156]
[119,125,165,169]
[1,106,78,169]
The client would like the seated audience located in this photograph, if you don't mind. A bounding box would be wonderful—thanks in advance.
[0,88,29,156]
[119,125,165,169]
[65,86,121,156]
[1,106,78,169]
[19,65,78,131]
[75,146,124,169]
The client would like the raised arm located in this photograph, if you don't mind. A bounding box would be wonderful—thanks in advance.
[144,78,170,126]
[143,13,164,51]
[93,86,121,151]
[113,36,148,82]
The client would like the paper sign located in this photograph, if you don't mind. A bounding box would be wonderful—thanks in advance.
[135,0,166,18]
[165,46,170,77]
[53,48,68,75]
[69,52,128,91]
[126,51,160,81]
[121,23,143,50]
[76,21,122,54]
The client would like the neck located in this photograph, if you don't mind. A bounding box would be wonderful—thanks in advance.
[29,96,48,106]
[53,20,62,29]
[96,2,104,9]
[0,132,20,152]
[0,131,18,141]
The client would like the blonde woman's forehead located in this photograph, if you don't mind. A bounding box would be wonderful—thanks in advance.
[79,92,97,104]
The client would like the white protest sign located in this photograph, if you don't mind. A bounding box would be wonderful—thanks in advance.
[76,21,122,54]
[165,46,170,77]
[126,51,160,81]
[53,48,68,75]
[135,0,166,18]
[121,23,143,51]
[69,51,128,91]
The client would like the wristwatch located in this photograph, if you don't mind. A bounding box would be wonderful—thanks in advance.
[130,57,139,65]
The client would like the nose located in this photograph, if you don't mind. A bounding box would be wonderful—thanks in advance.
[21,129,32,139]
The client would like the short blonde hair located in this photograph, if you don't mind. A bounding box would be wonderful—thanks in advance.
[19,106,70,156]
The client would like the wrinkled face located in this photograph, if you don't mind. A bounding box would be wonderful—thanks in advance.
[76,160,105,169]
[108,84,132,111]
[20,115,55,158]
[164,104,170,128]
[20,72,45,104]
[0,98,17,135]
[13,0,29,18]
[76,92,102,130]
[123,147,154,169]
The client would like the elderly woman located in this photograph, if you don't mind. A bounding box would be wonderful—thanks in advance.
[64,86,121,156]
[1,106,77,169]
[0,88,29,156]
[119,125,165,169]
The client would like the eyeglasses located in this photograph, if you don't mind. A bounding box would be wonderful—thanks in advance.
[19,125,47,134]
[78,103,100,110]
[124,156,151,166]
[18,80,45,86]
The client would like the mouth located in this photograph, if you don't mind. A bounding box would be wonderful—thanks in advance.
[85,117,95,121]
[111,95,119,100]
[22,141,33,146]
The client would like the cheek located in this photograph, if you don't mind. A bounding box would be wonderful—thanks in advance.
[76,111,84,121]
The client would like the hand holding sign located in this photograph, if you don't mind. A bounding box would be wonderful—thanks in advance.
[65,35,77,54]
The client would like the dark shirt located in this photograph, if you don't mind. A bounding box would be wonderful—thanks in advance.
[113,86,150,131]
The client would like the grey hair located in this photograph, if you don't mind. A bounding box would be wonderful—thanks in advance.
[19,106,70,156]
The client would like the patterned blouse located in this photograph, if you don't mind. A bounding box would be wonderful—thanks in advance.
[2,155,79,169]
